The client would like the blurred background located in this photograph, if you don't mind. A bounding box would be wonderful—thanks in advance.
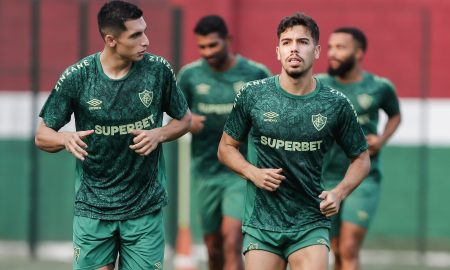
[1,0,449,269]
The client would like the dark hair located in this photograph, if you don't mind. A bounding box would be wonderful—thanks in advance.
[277,13,320,44]
[333,27,367,52]
[194,15,229,38]
[97,0,143,38]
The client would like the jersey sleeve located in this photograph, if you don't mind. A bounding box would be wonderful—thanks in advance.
[380,78,401,117]
[223,84,252,141]
[161,59,189,120]
[334,98,368,158]
[38,67,76,131]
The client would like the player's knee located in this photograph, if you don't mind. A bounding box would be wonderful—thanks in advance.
[223,232,242,254]
[338,241,359,259]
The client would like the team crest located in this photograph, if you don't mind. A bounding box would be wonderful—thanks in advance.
[357,94,373,110]
[139,90,153,108]
[74,246,81,262]
[312,114,327,131]
[233,81,246,94]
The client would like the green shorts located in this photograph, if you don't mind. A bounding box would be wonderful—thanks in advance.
[73,210,164,270]
[327,176,381,238]
[242,226,330,259]
[195,174,245,234]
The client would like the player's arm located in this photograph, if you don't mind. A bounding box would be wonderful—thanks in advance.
[189,113,206,134]
[319,150,370,217]
[35,119,94,160]
[130,110,192,156]
[366,113,401,155]
[217,132,285,192]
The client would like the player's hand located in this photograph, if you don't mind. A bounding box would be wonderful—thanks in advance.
[129,129,161,156]
[63,130,94,161]
[319,190,342,217]
[366,134,382,156]
[190,114,206,134]
[248,168,285,192]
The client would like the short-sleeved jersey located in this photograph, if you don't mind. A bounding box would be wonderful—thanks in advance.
[178,55,271,178]
[224,76,368,232]
[39,52,189,220]
[317,72,400,183]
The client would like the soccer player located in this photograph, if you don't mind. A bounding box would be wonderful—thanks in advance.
[217,13,370,270]
[34,1,191,269]
[177,15,271,270]
[317,27,401,270]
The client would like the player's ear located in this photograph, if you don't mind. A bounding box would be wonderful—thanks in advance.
[355,47,364,61]
[276,46,281,61]
[314,44,321,60]
[104,34,117,48]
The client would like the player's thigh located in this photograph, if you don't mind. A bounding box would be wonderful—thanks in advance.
[73,215,118,270]
[242,231,284,259]
[284,227,330,258]
[288,244,329,270]
[197,180,224,234]
[222,175,245,221]
[341,177,381,229]
[118,210,165,270]
[244,249,286,270]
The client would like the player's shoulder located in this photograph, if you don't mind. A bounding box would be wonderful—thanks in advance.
[318,80,349,103]
[178,59,203,76]
[62,53,96,77]
[366,72,396,90]
[239,76,275,96]
[239,56,271,74]
[142,53,172,68]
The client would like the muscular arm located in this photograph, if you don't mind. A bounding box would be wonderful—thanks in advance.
[367,113,401,155]
[319,150,370,217]
[35,119,94,160]
[217,132,285,191]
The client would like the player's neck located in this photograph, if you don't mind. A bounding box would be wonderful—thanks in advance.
[335,66,363,84]
[100,49,133,80]
[279,71,316,96]
[212,53,236,72]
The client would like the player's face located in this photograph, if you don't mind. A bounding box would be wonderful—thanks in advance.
[327,32,359,76]
[276,25,320,79]
[114,17,149,62]
[195,32,229,69]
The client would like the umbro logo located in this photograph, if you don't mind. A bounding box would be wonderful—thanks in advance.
[196,83,210,95]
[87,99,102,110]
[317,239,327,245]
[263,112,279,122]
[247,242,259,251]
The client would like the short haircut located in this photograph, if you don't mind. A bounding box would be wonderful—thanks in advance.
[277,13,320,44]
[97,0,143,38]
[194,15,229,38]
[333,27,367,52]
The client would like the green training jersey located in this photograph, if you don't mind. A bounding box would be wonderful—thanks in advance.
[317,72,400,183]
[224,76,368,232]
[39,52,188,220]
[178,55,271,178]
